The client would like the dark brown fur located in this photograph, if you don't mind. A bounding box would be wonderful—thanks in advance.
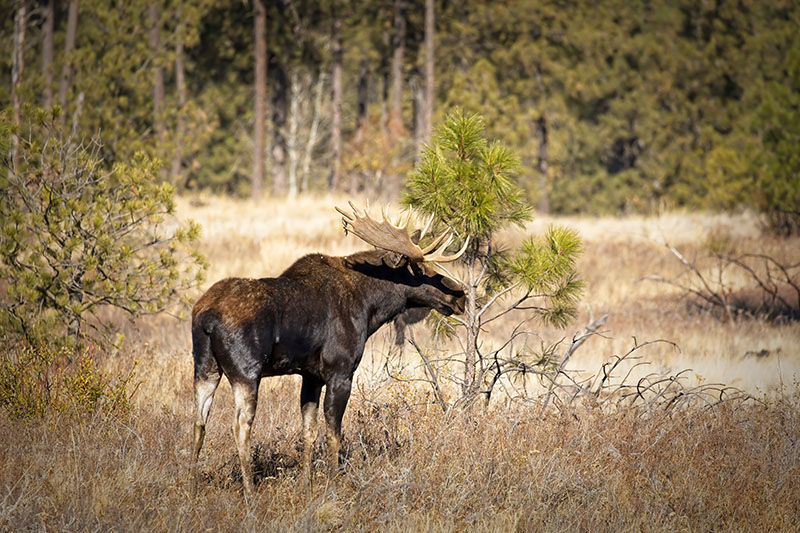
[191,249,465,496]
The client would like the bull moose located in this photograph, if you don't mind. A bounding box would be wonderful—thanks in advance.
[190,202,467,496]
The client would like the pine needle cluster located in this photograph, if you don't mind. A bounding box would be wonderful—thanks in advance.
[404,110,531,238]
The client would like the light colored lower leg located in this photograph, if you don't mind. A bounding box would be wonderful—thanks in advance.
[232,383,257,498]
[235,412,254,498]
[191,377,219,494]
[193,378,219,458]
[301,401,318,489]
[326,425,341,477]
[192,424,206,463]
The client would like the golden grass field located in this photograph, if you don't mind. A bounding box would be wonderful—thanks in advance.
[2,194,799,531]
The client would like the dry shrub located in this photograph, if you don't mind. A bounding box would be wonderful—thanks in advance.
[3,200,799,531]
[2,374,798,532]
[337,383,800,531]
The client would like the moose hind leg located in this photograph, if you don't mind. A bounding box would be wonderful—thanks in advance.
[191,370,220,493]
[232,380,259,498]
[193,373,221,461]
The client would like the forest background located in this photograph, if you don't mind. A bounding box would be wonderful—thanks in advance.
[3,0,798,230]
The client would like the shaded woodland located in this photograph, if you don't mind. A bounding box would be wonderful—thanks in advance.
[2,0,798,227]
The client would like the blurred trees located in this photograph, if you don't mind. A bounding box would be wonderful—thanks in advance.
[1,0,797,229]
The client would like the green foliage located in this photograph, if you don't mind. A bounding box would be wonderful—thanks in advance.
[2,0,796,226]
[404,110,531,238]
[436,0,799,225]
[0,340,135,420]
[0,107,207,343]
[511,225,584,327]
[748,29,800,235]
[402,110,583,400]
[404,110,582,325]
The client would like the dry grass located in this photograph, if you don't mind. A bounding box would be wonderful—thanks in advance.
[2,195,799,531]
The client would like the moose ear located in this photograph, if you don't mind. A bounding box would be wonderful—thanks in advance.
[410,229,422,245]
[382,251,407,268]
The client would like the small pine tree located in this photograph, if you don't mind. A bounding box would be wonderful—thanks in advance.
[403,110,583,403]
[0,107,207,345]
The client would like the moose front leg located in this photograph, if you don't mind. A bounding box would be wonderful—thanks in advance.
[300,375,323,490]
[322,376,352,477]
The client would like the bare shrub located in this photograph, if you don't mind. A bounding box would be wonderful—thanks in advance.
[644,242,800,323]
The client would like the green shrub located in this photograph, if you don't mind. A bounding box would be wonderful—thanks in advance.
[0,340,135,420]
[0,106,207,344]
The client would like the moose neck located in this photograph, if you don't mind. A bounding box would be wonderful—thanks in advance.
[343,252,416,338]
[362,273,412,338]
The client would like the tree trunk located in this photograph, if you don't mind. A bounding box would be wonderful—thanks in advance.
[287,70,300,199]
[355,57,369,145]
[300,70,324,193]
[412,74,425,157]
[380,27,391,136]
[535,115,550,214]
[252,0,267,199]
[351,56,369,193]
[329,10,343,191]
[59,0,79,113]
[170,5,186,184]
[149,4,165,149]
[271,62,288,196]
[388,0,407,137]
[11,1,26,172]
[462,252,480,400]
[42,0,54,108]
[423,0,434,141]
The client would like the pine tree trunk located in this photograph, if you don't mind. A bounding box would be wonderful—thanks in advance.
[351,57,369,193]
[149,4,165,148]
[412,75,425,157]
[388,0,406,137]
[11,1,26,172]
[252,0,267,199]
[271,63,288,196]
[42,0,54,108]
[59,0,79,113]
[329,11,343,191]
[423,0,434,141]
[301,70,324,193]
[380,29,390,136]
[287,70,300,199]
[535,115,550,214]
[462,253,480,400]
[355,57,369,145]
[170,7,186,184]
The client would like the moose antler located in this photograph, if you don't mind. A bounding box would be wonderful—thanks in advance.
[336,201,468,263]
